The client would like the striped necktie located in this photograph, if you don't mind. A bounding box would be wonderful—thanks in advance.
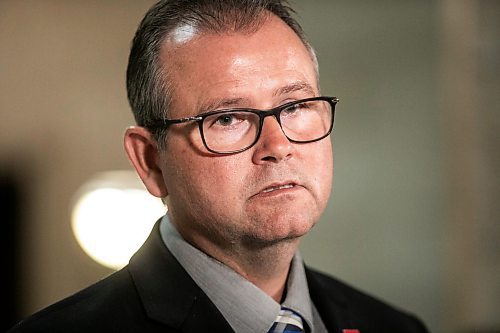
[268,307,305,333]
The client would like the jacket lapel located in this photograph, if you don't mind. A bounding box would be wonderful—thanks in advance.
[306,267,355,332]
[128,221,233,332]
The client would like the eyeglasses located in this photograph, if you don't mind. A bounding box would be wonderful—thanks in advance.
[146,96,339,154]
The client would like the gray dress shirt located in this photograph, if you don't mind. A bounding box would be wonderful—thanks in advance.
[159,215,328,333]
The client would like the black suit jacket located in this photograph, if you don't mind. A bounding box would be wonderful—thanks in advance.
[9,222,429,332]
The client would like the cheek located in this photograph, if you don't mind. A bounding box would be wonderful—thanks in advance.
[165,151,246,208]
[308,141,333,202]
[200,160,247,200]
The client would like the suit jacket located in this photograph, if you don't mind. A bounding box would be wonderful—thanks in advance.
[9,222,429,332]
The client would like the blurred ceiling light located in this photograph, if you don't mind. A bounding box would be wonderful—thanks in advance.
[71,171,166,270]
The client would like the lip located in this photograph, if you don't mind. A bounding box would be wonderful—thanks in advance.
[252,181,303,198]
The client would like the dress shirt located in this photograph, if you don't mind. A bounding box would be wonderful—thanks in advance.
[159,215,327,333]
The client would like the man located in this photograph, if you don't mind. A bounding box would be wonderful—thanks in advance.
[10,1,429,332]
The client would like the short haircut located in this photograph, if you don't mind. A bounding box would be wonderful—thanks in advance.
[126,0,317,148]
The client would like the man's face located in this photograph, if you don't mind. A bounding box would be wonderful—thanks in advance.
[158,15,333,249]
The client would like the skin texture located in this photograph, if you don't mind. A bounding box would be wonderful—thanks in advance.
[124,14,333,301]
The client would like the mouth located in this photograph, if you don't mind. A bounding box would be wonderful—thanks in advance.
[261,183,296,193]
[252,181,303,198]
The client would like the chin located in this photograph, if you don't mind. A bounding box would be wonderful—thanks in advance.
[246,213,317,245]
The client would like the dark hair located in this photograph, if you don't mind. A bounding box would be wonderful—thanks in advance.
[126,0,317,147]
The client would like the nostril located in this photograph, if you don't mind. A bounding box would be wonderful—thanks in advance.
[262,156,277,162]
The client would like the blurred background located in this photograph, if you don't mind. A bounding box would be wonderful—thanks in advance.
[1,1,498,332]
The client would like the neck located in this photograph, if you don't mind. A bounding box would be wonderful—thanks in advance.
[221,241,299,302]
[186,231,300,302]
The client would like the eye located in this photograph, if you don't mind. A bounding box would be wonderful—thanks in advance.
[215,113,238,126]
[204,111,257,132]
[206,112,250,129]
[283,102,309,116]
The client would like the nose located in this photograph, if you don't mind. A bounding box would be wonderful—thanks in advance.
[252,116,293,164]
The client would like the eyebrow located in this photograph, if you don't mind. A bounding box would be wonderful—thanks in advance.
[197,97,249,114]
[197,81,316,114]
[273,81,316,97]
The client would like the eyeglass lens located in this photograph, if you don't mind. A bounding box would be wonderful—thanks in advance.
[201,99,333,153]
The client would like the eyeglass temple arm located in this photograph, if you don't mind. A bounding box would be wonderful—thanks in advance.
[145,115,203,128]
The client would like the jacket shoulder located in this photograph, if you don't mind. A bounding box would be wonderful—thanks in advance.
[8,268,169,333]
[306,267,429,333]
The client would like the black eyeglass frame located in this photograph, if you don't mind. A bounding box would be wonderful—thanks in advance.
[145,96,339,154]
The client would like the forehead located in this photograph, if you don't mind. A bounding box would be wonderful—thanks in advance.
[160,15,318,115]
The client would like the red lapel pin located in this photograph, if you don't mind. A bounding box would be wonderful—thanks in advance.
[343,330,360,333]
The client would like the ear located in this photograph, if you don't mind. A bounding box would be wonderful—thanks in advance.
[124,126,168,198]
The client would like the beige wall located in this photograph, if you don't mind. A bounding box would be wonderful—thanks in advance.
[0,0,151,316]
[1,1,498,332]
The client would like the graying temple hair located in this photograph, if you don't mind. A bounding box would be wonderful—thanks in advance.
[126,0,318,148]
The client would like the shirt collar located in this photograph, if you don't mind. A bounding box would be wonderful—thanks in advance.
[159,215,314,333]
